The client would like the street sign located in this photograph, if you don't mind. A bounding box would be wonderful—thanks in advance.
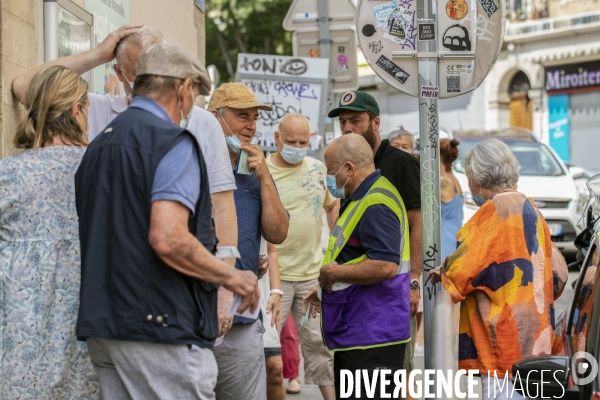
[235,53,330,152]
[283,0,356,31]
[356,0,506,98]
[293,28,359,93]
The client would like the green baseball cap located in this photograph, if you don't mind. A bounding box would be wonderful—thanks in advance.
[328,90,380,118]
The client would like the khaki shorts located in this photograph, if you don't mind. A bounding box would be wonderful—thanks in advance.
[280,279,334,386]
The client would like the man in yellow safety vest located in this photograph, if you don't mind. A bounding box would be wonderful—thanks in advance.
[303,133,411,400]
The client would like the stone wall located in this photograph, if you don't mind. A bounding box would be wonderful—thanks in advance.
[0,0,205,158]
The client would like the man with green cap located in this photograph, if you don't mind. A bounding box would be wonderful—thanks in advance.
[327,90,423,375]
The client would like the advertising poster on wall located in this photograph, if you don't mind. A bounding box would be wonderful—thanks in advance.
[548,94,570,162]
[85,0,130,96]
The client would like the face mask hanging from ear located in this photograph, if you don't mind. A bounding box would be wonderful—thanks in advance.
[473,191,486,207]
[178,85,195,129]
[218,110,244,153]
[469,179,486,207]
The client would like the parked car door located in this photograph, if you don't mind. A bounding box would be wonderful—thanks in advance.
[566,237,600,398]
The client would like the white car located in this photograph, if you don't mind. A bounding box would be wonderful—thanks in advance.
[452,128,584,254]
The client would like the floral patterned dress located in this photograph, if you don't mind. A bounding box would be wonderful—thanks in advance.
[0,146,99,399]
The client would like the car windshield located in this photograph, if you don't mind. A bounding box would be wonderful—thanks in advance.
[453,138,565,176]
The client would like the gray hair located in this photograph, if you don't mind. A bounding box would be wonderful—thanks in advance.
[115,26,164,71]
[389,128,415,149]
[217,106,229,117]
[464,138,520,189]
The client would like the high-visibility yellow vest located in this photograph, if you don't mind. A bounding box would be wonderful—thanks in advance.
[320,175,412,351]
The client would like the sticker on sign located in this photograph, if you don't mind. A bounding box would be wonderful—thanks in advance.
[418,24,436,41]
[294,12,318,20]
[420,85,439,99]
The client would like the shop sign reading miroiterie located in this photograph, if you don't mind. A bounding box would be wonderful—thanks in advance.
[545,60,600,93]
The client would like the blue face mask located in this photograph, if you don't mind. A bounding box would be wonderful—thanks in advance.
[326,164,350,199]
[473,193,486,207]
[219,110,244,153]
[469,181,486,207]
[226,133,242,153]
[281,143,308,165]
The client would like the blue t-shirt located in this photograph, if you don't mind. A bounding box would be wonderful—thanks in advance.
[335,170,401,265]
[129,97,201,213]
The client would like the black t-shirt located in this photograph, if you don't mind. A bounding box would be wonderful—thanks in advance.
[374,139,421,211]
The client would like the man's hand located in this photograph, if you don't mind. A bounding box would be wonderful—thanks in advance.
[265,292,281,331]
[410,286,420,317]
[427,265,443,285]
[222,270,260,314]
[258,254,269,279]
[318,262,338,294]
[95,24,144,63]
[217,287,234,337]
[302,285,321,319]
[239,144,269,181]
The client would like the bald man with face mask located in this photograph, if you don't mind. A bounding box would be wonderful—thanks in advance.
[303,134,412,400]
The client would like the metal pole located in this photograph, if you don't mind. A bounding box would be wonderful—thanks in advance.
[44,0,58,62]
[432,290,457,399]
[318,0,334,155]
[418,0,442,374]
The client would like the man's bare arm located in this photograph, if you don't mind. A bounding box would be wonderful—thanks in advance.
[12,24,143,103]
[149,199,259,313]
[407,208,423,316]
[324,200,340,231]
[320,259,397,288]
[240,143,288,244]
[259,177,289,244]
[211,190,238,268]
[266,242,282,331]
[211,190,238,335]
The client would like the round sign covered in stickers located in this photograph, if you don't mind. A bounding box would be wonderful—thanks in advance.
[355,0,506,98]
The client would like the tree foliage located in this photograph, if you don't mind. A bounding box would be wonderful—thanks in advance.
[205,0,294,83]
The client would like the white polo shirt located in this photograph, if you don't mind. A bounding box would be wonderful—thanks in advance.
[87,93,236,194]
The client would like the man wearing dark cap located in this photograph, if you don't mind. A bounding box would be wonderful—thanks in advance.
[75,43,260,399]
[328,90,423,376]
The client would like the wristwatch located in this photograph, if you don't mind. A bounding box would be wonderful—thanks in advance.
[410,279,420,290]
[270,289,283,296]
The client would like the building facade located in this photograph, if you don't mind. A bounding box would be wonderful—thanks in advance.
[0,0,206,158]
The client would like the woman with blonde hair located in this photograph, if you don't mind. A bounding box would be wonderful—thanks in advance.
[0,65,98,398]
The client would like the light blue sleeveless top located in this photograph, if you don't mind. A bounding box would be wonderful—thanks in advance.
[441,193,464,261]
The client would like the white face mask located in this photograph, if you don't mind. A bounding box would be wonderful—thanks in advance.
[178,85,195,129]
[123,75,134,92]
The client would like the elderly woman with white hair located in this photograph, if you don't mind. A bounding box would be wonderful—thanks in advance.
[428,138,568,400]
